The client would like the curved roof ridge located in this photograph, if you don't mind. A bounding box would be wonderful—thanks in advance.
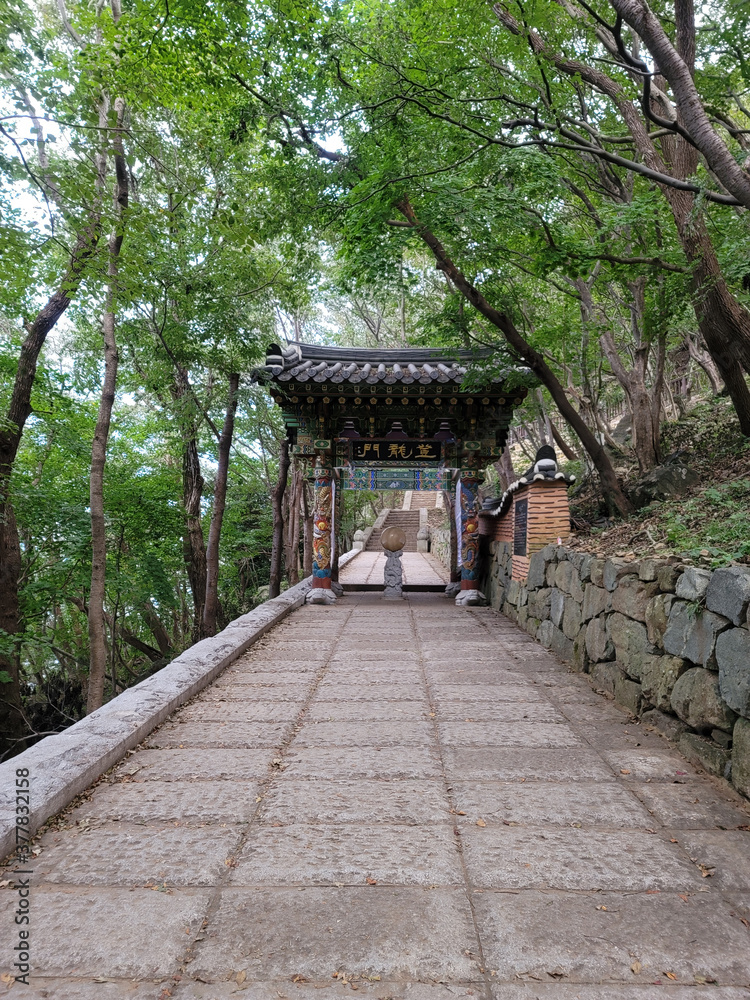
[292,342,496,364]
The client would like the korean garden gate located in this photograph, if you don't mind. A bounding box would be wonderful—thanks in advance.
[254,342,529,603]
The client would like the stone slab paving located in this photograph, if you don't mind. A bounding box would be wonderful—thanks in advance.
[2,594,750,1000]
[339,551,448,586]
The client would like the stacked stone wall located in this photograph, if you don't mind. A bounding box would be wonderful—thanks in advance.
[431,527,452,571]
[481,541,750,800]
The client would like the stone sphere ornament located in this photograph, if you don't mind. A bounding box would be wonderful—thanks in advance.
[381,526,405,600]
[381,526,407,552]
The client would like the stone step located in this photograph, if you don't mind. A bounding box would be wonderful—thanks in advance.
[365,510,421,551]
[408,491,439,509]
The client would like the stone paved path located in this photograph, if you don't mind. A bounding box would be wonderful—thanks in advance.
[3,594,750,1000]
[339,552,448,586]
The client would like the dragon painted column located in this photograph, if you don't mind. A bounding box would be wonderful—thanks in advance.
[311,457,333,592]
[458,467,483,590]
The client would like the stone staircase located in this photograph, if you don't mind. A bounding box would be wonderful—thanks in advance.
[408,490,440,509]
[365,509,421,551]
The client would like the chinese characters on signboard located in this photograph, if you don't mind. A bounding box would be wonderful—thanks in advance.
[513,498,528,556]
[351,440,441,462]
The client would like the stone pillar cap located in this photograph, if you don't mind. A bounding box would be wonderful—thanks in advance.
[381,526,407,551]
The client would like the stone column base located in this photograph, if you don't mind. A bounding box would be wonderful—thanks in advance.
[444,582,460,598]
[455,588,488,606]
[306,588,337,605]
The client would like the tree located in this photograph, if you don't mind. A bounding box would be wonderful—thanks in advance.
[203,372,241,636]
[88,90,129,714]
[269,437,290,599]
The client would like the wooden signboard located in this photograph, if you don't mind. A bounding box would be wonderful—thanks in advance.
[350,440,441,462]
[513,498,528,556]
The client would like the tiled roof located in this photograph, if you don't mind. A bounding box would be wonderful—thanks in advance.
[482,469,576,519]
[481,447,575,518]
[254,342,509,386]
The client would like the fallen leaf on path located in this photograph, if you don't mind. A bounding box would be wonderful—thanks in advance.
[236,971,247,985]
[631,961,642,975]
[620,769,631,775]
[366,876,377,885]
[664,972,677,980]
[476,818,486,827]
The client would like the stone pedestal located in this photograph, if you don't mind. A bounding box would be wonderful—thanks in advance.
[455,588,488,606]
[384,549,404,600]
[306,587,337,605]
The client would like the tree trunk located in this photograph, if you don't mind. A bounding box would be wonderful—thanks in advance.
[671,207,750,431]
[86,303,119,713]
[578,277,661,472]
[491,4,750,431]
[550,421,579,461]
[0,504,25,761]
[609,0,750,210]
[203,373,240,636]
[183,428,207,642]
[141,600,172,655]
[0,226,100,750]
[686,334,723,395]
[269,438,290,598]
[87,97,128,715]
[284,468,301,586]
[495,445,517,492]
[397,198,634,516]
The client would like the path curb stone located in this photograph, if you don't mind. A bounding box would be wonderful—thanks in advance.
[0,576,318,859]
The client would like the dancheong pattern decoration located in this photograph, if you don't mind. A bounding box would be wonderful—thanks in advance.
[312,460,333,583]
[458,471,482,582]
[345,467,448,491]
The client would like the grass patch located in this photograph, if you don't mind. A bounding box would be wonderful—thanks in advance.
[660,478,750,567]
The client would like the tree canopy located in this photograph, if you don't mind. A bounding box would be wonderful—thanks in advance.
[1,0,749,756]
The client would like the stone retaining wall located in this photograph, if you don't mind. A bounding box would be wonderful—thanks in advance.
[431,527,451,571]
[481,541,750,799]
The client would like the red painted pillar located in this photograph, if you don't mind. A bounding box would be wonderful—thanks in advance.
[311,457,333,591]
[458,468,483,590]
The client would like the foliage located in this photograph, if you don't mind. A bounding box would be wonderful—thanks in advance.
[661,480,750,567]
[2,0,750,751]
